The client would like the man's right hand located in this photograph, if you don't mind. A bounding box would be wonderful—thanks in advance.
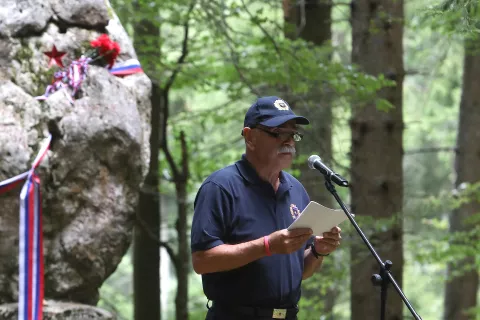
[268,228,313,254]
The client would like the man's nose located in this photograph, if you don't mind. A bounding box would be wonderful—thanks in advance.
[282,138,295,146]
[284,134,295,144]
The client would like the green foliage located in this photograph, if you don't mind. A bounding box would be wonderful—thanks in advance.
[98,251,134,320]
[98,0,480,319]
[113,0,395,101]
[419,0,480,35]
[409,183,480,270]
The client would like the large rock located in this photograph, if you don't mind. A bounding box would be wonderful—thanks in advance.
[0,0,109,38]
[0,0,151,316]
[0,300,116,320]
[0,0,53,37]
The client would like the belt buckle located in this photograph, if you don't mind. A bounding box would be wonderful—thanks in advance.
[272,308,287,319]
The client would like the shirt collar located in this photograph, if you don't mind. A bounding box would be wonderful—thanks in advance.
[235,154,261,184]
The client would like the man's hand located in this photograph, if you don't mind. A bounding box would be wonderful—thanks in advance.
[314,226,342,255]
[268,228,312,254]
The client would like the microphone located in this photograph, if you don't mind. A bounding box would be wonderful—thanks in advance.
[308,155,349,187]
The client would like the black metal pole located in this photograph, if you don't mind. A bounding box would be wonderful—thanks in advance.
[323,176,422,320]
[371,260,392,320]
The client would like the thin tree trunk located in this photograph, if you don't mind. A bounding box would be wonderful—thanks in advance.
[174,131,190,320]
[283,1,337,317]
[160,90,190,320]
[282,0,333,182]
[134,83,161,320]
[443,39,480,320]
[132,3,162,319]
[350,1,404,319]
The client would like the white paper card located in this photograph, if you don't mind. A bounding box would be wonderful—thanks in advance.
[287,201,348,235]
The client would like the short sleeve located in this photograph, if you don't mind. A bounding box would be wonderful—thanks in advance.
[191,181,232,253]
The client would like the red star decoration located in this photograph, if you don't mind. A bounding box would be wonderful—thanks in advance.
[43,45,66,68]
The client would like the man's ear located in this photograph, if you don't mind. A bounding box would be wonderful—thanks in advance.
[243,127,256,150]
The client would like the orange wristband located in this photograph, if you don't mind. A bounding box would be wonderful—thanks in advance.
[264,236,272,256]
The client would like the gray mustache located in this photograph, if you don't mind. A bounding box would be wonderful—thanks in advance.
[278,146,296,154]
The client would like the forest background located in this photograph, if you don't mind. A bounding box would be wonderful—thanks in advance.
[95,0,480,319]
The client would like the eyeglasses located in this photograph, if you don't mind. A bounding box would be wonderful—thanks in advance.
[254,126,303,142]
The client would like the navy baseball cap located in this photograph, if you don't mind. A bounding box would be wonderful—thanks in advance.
[243,96,310,128]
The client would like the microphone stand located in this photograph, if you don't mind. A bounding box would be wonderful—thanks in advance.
[322,174,422,320]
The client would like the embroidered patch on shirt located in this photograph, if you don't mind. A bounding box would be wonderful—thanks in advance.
[290,204,300,220]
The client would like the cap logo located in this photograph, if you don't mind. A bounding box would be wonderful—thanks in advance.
[274,99,289,111]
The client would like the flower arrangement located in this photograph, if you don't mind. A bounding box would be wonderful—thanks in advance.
[36,33,122,102]
[88,34,121,69]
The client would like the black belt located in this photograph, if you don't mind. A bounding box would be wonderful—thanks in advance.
[210,301,299,319]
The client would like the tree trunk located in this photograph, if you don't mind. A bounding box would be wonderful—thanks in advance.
[132,4,162,319]
[349,1,404,319]
[443,39,480,320]
[282,0,333,179]
[283,1,337,317]
[133,83,161,320]
[174,131,190,320]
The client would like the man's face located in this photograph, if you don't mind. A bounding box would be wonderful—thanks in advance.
[248,120,301,170]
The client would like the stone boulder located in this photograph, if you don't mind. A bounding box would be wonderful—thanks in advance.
[0,0,151,317]
[0,300,116,320]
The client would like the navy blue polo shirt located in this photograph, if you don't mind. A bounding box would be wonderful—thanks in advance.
[191,154,311,308]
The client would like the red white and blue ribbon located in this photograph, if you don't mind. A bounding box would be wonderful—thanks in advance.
[35,37,143,103]
[0,135,51,320]
[109,59,143,77]
[68,56,90,98]
[18,173,44,320]
[34,56,90,103]
[34,70,71,103]
[35,57,142,102]
[0,172,30,194]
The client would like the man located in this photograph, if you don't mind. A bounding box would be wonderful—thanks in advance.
[191,96,342,320]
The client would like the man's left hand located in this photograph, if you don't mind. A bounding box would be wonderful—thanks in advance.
[314,226,342,255]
